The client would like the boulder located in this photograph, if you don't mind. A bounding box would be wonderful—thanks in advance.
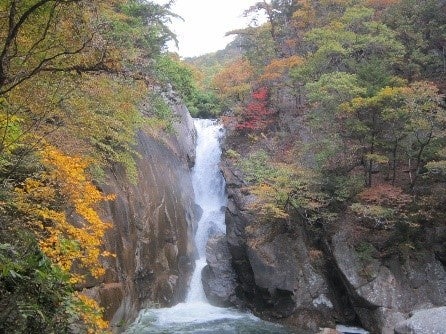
[221,158,354,331]
[332,231,446,333]
[394,307,446,334]
[201,235,238,307]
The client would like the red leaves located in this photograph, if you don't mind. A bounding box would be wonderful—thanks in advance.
[236,87,276,131]
[252,86,268,100]
[358,184,412,209]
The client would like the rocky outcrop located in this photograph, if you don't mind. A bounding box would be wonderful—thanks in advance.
[86,97,197,332]
[202,234,238,307]
[220,156,446,334]
[394,307,446,334]
[331,231,446,334]
[220,159,355,332]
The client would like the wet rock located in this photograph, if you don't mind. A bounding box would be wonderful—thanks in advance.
[84,98,198,330]
[332,231,446,333]
[221,159,352,331]
[202,235,238,307]
[318,328,341,334]
[194,204,203,223]
[220,127,446,334]
[394,307,446,334]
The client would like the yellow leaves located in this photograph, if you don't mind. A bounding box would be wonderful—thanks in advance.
[364,153,389,164]
[74,293,110,334]
[240,154,327,223]
[14,145,114,283]
[292,0,316,29]
[340,85,406,112]
[248,182,289,220]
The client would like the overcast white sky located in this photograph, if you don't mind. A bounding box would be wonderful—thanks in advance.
[153,0,263,57]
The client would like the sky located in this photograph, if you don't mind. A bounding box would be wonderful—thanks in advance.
[153,0,263,58]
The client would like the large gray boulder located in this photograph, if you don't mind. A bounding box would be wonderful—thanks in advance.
[394,307,446,334]
[201,235,238,307]
[332,231,446,333]
[221,158,355,331]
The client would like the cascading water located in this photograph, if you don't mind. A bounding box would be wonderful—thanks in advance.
[186,119,227,304]
[125,119,291,334]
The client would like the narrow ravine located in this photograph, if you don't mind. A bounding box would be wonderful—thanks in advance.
[125,119,291,334]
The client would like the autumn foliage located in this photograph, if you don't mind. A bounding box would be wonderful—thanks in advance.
[358,184,412,208]
[15,146,114,282]
[212,58,254,103]
[0,0,180,332]
[260,55,303,82]
[236,87,276,131]
[221,0,445,253]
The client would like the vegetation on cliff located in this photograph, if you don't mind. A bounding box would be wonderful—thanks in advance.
[195,0,445,262]
[0,0,200,332]
[1,0,445,332]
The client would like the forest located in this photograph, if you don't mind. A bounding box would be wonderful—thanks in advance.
[0,0,445,333]
[193,0,446,256]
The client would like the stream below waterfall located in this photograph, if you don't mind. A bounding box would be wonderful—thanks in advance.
[125,119,292,333]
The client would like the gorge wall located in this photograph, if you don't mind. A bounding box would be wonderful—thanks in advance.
[84,94,198,332]
[202,139,446,334]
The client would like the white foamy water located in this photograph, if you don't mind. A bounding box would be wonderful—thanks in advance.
[125,119,291,334]
[187,119,227,303]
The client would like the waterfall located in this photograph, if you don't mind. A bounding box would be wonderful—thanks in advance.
[187,119,226,302]
[190,119,226,257]
[125,119,291,334]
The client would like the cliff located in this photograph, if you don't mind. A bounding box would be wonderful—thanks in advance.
[84,95,198,332]
[202,137,446,334]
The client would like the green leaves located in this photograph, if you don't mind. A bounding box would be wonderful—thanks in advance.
[303,4,404,79]
[155,54,222,117]
[239,150,276,183]
[0,233,73,333]
[306,72,366,110]
[237,149,329,223]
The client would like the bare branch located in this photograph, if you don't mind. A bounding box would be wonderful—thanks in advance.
[22,1,59,65]
[0,0,53,87]
[0,34,93,95]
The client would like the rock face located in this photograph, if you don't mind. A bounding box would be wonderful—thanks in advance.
[86,98,197,332]
[221,160,355,332]
[202,234,238,307]
[221,157,446,334]
[394,307,446,334]
[332,231,446,334]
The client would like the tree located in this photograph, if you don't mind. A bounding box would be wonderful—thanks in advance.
[244,0,299,57]
[0,1,181,331]
[236,86,276,131]
[0,0,103,95]
[383,0,446,80]
[400,81,446,187]
[213,58,254,105]
[340,81,445,188]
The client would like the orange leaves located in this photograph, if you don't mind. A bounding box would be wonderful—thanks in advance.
[15,145,114,283]
[292,0,316,30]
[260,55,304,82]
[351,184,412,228]
[212,58,254,103]
[357,184,412,208]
